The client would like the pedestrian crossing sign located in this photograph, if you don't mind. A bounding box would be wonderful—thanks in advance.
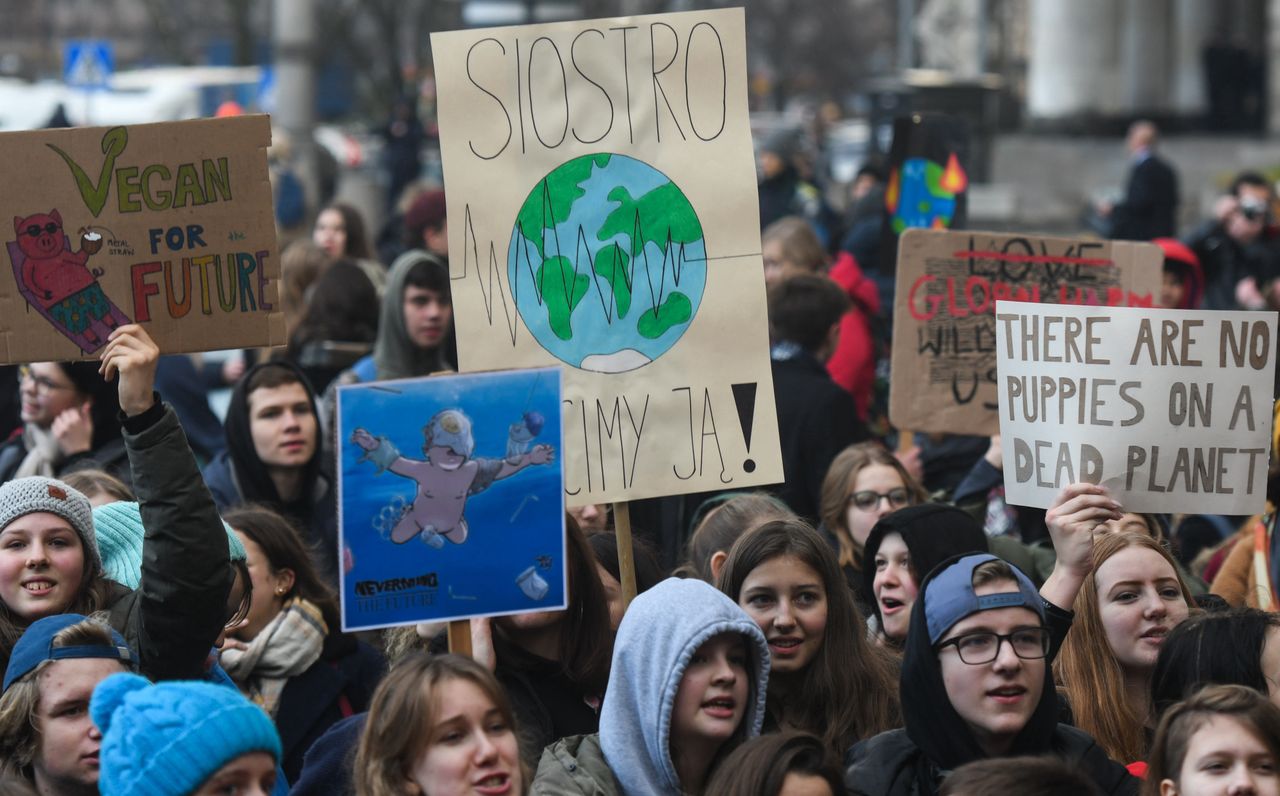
[63,41,114,89]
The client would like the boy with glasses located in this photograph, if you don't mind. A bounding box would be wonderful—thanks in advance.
[845,553,1138,795]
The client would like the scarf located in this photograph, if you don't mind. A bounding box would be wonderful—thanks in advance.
[220,597,327,716]
[15,423,61,479]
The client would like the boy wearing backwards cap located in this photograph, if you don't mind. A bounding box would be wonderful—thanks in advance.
[0,613,136,795]
[845,553,1138,796]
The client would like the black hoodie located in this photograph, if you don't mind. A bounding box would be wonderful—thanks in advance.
[203,361,338,585]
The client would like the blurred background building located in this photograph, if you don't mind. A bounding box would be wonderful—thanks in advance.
[1,0,1278,235]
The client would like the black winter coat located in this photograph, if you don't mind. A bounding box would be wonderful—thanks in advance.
[274,633,385,783]
[845,724,1138,796]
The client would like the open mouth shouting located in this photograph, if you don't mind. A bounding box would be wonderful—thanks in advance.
[701,695,738,720]
[472,772,513,795]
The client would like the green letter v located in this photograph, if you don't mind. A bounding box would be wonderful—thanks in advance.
[46,126,128,218]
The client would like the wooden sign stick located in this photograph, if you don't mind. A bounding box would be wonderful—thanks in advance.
[613,501,638,610]
[447,620,472,656]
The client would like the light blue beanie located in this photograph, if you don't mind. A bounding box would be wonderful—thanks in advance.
[92,672,281,796]
[93,502,245,590]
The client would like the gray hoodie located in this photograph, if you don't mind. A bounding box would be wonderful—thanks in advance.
[600,577,770,796]
[373,248,450,380]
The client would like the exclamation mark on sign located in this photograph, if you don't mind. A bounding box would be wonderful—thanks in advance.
[731,382,757,473]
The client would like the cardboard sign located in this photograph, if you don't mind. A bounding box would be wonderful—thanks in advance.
[431,8,783,506]
[889,228,1162,435]
[995,300,1276,514]
[337,368,567,631]
[0,116,283,364]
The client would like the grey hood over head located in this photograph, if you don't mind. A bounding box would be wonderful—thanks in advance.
[599,577,770,796]
[374,249,449,380]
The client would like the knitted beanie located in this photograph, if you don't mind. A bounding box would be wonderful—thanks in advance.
[0,477,99,571]
[93,502,246,590]
[92,672,281,796]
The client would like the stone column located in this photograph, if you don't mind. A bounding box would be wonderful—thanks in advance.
[1118,0,1172,113]
[1170,0,1212,115]
[1269,0,1280,132]
[1026,0,1121,119]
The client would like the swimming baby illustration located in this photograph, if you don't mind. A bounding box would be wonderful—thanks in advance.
[351,408,555,547]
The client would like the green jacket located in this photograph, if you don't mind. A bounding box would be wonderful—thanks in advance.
[531,734,622,796]
[104,402,232,682]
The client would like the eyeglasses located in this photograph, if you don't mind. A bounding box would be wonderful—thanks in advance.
[18,366,75,396]
[21,222,60,237]
[848,488,912,512]
[936,628,1051,665]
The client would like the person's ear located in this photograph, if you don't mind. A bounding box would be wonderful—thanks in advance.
[273,568,296,597]
[1159,779,1178,796]
[709,551,729,582]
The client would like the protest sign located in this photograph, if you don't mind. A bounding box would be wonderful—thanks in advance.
[994,300,1276,514]
[431,8,782,506]
[0,115,283,364]
[889,228,1162,435]
[337,367,566,631]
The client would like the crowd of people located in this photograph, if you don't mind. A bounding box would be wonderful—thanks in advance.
[0,123,1279,796]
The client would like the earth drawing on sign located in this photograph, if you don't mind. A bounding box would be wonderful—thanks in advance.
[507,153,707,373]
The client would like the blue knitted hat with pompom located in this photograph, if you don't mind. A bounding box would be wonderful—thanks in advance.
[91,672,281,796]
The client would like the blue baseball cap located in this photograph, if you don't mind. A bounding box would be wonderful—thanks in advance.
[4,613,135,692]
[923,553,1044,645]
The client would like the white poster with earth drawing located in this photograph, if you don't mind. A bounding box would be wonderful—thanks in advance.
[432,8,783,505]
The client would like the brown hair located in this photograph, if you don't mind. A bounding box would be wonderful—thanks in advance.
[678,493,795,582]
[762,216,827,273]
[223,505,340,633]
[971,559,1018,591]
[316,202,372,260]
[1144,684,1280,796]
[278,240,333,333]
[354,653,527,796]
[1054,532,1198,763]
[941,755,1103,796]
[60,470,134,504]
[0,617,127,779]
[819,442,928,572]
[702,731,844,796]
[717,519,899,752]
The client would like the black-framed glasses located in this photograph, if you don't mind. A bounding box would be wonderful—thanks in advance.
[849,488,912,512]
[18,366,75,396]
[22,222,60,237]
[936,628,1051,665]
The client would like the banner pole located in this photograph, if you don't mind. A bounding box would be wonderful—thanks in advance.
[613,501,638,610]
[447,620,472,657]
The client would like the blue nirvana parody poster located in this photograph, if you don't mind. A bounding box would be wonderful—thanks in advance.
[336,368,565,631]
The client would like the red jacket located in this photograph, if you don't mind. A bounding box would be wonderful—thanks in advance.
[826,252,880,420]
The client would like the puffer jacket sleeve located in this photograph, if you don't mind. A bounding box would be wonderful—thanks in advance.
[122,402,231,681]
[530,734,620,796]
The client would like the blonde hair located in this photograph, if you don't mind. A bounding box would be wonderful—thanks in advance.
[0,616,124,779]
[354,653,526,796]
[819,442,928,572]
[1054,532,1197,763]
[762,216,827,273]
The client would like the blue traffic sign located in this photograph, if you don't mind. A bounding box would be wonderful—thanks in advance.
[64,40,114,89]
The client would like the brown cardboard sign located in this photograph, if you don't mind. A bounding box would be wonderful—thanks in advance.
[431,9,783,506]
[0,115,283,364]
[889,228,1162,435]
